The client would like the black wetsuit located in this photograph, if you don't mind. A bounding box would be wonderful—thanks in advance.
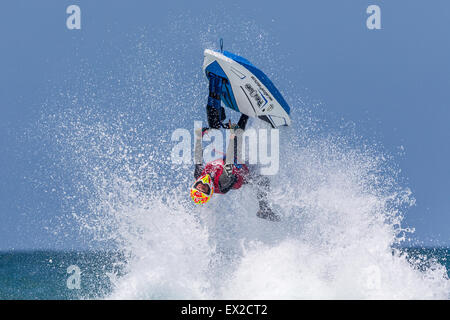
[195,101,280,221]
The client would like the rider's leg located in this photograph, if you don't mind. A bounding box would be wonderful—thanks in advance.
[247,168,280,222]
[206,105,226,129]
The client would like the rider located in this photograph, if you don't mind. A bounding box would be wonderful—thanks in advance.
[190,86,280,221]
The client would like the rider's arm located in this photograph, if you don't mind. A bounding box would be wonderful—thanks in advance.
[194,127,209,179]
[194,164,203,180]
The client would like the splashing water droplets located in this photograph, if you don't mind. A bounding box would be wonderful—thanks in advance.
[39,16,449,299]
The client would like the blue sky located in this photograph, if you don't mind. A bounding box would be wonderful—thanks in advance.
[0,0,449,249]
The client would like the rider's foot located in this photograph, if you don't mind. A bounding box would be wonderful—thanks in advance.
[256,201,281,222]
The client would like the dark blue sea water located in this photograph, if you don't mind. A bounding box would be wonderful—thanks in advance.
[0,250,126,300]
[0,248,448,300]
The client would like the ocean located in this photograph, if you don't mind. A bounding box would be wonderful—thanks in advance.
[0,250,125,300]
[0,248,448,300]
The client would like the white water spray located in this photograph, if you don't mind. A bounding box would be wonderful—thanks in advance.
[39,19,450,299]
